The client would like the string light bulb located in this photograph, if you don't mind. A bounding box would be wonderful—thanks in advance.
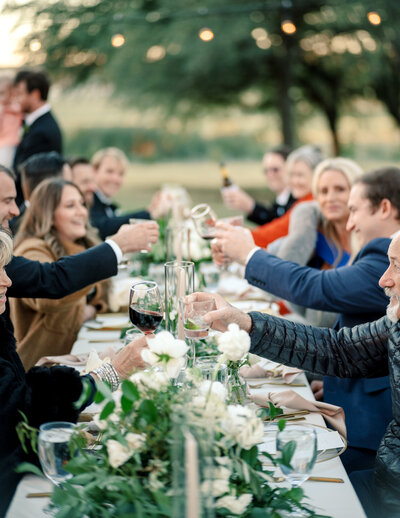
[281,19,296,34]
[29,39,41,52]
[111,34,125,48]
[367,11,381,25]
[199,28,214,42]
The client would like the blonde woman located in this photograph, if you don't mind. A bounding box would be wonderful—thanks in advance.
[90,147,171,239]
[11,178,107,370]
[269,157,364,327]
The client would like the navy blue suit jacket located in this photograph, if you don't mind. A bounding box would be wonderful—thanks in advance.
[245,238,392,450]
[90,191,150,240]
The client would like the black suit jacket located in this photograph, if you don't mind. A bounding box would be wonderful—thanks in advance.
[90,191,150,240]
[13,111,63,206]
[6,242,117,299]
[247,193,296,225]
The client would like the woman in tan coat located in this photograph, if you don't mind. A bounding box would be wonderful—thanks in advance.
[11,178,107,370]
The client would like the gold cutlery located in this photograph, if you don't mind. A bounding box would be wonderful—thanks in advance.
[265,410,310,421]
[249,381,306,388]
[272,475,343,483]
[26,492,52,498]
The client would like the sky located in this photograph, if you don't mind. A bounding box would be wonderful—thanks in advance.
[0,1,27,68]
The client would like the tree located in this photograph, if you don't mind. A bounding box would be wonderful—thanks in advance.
[4,0,396,152]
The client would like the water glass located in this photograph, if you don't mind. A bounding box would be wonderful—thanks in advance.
[38,421,76,487]
[164,261,195,337]
[129,218,154,253]
[276,424,317,488]
[179,298,215,339]
[121,327,143,346]
[195,355,227,385]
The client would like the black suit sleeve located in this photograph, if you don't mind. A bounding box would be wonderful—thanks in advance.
[247,201,279,225]
[92,210,150,240]
[6,242,118,299]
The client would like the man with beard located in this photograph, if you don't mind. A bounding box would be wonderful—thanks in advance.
[188,232,400,517]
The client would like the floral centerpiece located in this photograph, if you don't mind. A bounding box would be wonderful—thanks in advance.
[19,329,323,518]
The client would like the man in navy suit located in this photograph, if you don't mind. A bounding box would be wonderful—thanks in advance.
[13,70,62,207]
[212,167,400,475]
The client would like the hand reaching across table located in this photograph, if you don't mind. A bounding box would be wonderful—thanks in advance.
[212,222,257,265]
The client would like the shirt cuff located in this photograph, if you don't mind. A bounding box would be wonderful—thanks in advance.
[245,246,261,265]
[105,239,123,263]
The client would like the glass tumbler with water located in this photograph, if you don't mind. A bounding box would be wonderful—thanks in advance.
[276,424,317,488]
[38,421,76,487]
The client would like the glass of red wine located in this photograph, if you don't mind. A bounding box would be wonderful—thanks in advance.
[191,203,217,240]
[129,281,164,335]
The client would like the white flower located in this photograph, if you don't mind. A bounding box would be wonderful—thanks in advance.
[126,433,146,451]
[201,478,230,497]
[141,331,188,378]
[221,405,264,450]
[169,309,178,321]
[198,380,227,401]
[106,439,132,468]
[217,323,250,361]
[216,493,252,515]
[129,370,169,392]
[191,394,227,419]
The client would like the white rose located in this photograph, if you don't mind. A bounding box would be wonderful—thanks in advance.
[191,394,227,419]
[125,433,146,451]
[216,493,252,515]
[130,370,169,391]
[198,380,227,401]
[201,478,230,498]
[141,331,188,378]
[106,439,132,468]
[221,405,264,450]
[217,323,250,361]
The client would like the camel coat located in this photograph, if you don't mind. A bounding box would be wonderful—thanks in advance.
[10,237,107,371]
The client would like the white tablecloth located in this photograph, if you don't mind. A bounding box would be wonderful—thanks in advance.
[7,319,366,518]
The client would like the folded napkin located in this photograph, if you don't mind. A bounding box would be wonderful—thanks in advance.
[251,389,347,438]
[240,363,302,384]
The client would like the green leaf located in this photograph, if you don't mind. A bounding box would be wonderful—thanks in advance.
[100,400,116,420]
[138,399,158,424]
[280,441,296,469]
[15,462,44,478]
[121,395,134,413]
[287,486,304,503]
[74,376,94,409]
[278,419,286,432]
[121,380,140,402]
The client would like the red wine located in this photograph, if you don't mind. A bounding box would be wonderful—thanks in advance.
[202,235,215,240]
[129,307,163,334]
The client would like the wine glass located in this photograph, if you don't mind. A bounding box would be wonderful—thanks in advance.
[129,281,164,335]
[191,204,217,240]
[38,422,76,487]
[276,424,317,489]
[129,218,154,253]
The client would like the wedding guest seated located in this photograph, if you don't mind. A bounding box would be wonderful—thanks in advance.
[222,146,295,225]
[0,75,22,169]
[269,157,363,327]
[250,145,324,248]
[0,228,149,515]
[10,178,109,370]
[188,252,400,518]
[212,167,400,475]
[10,151,70,232]
[91,147,171,239]
[69,156,97,206]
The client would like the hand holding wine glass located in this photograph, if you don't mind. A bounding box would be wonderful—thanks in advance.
[129,281,164,335]
[191,203,217,240]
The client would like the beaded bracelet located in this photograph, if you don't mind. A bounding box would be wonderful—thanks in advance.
[91,362,120,392]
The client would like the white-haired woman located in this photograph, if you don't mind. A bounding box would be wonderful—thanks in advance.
[251,145,324,248]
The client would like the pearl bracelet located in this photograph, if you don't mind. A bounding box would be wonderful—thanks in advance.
[91,362,120,392]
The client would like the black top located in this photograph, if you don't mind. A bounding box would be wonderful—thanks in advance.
[247,193,296,225]
[90,191,150,239]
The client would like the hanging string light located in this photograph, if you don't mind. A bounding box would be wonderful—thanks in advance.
[111,33,125,47]
[29,39,42,52]
[281,20,296,34]
[367,11,381,25]
[199,28,214,42]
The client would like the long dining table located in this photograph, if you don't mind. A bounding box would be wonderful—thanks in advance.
[7,310,366,518]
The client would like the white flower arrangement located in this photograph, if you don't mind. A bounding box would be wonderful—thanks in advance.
[141,331,188,378]
[217,322,250,361]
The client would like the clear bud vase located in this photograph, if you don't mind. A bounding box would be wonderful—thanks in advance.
[227,362,248,405]
[164,260,195,338]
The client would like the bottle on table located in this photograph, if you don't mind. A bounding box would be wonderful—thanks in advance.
[220,162,233,188]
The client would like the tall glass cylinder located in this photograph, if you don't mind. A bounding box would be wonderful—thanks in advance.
[164,260,195,338]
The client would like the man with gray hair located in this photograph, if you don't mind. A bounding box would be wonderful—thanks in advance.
[188,230,400,516]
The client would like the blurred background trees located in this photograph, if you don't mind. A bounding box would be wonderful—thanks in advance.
[4,0,400,156]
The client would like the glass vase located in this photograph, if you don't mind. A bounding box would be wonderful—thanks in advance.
[164,260,195,338]
[227,366,248,405]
